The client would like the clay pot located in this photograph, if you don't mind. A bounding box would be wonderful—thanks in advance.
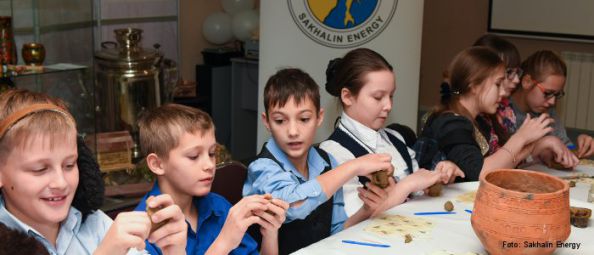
[471,169,570,255]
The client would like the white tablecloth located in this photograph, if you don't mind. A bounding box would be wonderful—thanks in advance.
[524,162,594,203]
[293,167,594,255]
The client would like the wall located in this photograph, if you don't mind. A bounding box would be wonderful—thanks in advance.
[419,0,488,111]
[419,0,594,111]
[178,0,223,82]
[178,0,260,83]
[179,0,594,148]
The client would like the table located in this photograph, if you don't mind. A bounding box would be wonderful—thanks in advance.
[524,162,594,203]
[293,164,594,255]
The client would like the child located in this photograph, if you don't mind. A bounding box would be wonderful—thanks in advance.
[419,47,561,181]
[134,103,289,255]
[508,50,594,159]
[473,34,522,153]
[473,36,578,167]
[0,89,187,255]
[320,48,464,216]
[473,34,523,98]
[0,222,49,255]
[243,68,393,254]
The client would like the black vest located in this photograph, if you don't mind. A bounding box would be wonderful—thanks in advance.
[327,128,413,185]
[251,145,334,255]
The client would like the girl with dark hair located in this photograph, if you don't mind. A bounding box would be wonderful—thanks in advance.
[320,48,464,216]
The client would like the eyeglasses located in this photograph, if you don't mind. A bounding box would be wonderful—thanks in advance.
[535,83,565,99]
[505,68,523,81]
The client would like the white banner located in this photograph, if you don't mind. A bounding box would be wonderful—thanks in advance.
[258,0,424,147]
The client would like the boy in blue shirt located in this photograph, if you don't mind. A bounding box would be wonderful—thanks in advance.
[243,68,393,254]
[0,89,187,255]
[135,104,288,255]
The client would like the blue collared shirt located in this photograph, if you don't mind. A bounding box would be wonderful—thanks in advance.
[0,195,145,255]
[243,138,347,234]
[134,182,259,255]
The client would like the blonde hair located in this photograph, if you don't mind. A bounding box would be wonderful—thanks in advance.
[138,103,214,158]
[521,50,567,83]
[0,89,76,163]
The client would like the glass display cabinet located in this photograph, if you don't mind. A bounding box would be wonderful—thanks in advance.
[1,0,95,134]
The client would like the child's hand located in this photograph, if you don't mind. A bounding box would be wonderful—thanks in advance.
[534,136,579,169]
[209,195,269,254]
[384,163,395,177]
[95,212,151,255]
[552,147,580,169]
[576,134,594,158]
[400,169,441,193]
[434,161,465,184]
[369,178,399,217]
[255,196,289,237]
[533,136,579,169]
[254,195,288,255]
[352,153,392,176]
[357,181,390,215]
[145,194,187,255]
[515,113,554,145]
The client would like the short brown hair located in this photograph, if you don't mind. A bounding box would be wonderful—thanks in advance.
[0,89,76,163]
[0,223,50,255]
[263,68,320,115]
[138,103,213,158]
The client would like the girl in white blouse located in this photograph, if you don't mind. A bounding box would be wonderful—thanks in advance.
[319,48,464,216]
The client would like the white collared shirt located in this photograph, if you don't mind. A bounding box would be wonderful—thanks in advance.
[0,196,146,255]
[319,112,419,216]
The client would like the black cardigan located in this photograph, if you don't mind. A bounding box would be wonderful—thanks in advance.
[418,113,484,182]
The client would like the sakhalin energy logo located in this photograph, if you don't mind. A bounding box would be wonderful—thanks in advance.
[288,0,398,48]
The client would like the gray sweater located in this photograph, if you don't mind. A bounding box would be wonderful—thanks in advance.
[509,99,573,145]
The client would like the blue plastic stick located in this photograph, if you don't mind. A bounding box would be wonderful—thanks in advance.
[341,240,391,248]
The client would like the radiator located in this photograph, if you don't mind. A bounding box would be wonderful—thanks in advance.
[560,51,594,130]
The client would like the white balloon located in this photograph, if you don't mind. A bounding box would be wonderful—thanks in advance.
[202,12,233,44]
[221,0,255,15]
[232,9,259,42]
